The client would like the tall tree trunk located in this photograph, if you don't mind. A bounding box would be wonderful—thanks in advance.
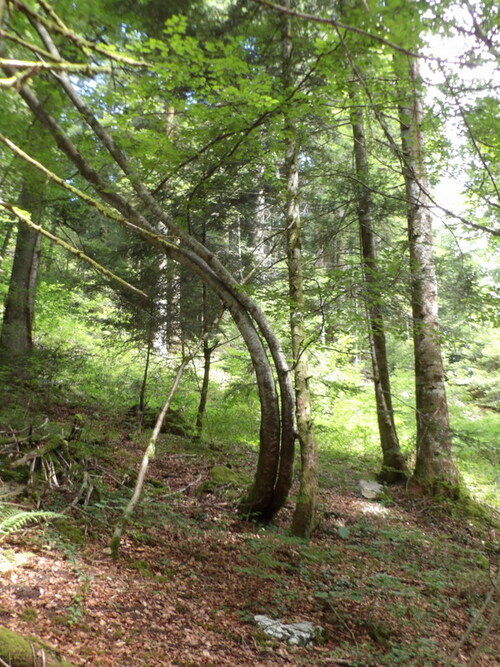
[347,77,409,484]
[398,56,461,494]
[281,4,318,538]
[0,181,42,361]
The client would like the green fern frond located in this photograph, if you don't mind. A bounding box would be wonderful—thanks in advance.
[0,503,64,537]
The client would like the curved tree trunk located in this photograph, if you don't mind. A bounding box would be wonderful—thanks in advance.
[2,15,296,520]
[347,77,409,484]
[397,56,461,494]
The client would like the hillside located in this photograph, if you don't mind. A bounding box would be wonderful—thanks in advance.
[1,412,498,666]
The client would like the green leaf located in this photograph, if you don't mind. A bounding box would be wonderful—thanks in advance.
[337,526,351,540]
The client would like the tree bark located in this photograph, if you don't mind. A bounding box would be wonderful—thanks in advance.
[0,180,42,361]
[347,77,409,484]
[281,3,318,538]
[398,56,461,494]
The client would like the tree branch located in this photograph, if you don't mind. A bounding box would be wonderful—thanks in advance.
[9,0,150,67]
[0,58,111,74]
[0,198,148,298]
[252,0,426,59]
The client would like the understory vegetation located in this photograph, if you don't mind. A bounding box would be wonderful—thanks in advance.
[0,280,498,666]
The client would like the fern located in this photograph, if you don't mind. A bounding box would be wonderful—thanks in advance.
[0,503,64,538]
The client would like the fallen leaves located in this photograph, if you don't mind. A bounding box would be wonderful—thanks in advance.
[0,442,497,666]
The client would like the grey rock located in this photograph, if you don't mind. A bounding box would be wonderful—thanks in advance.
[254,614,326,646]
[359,479,384,499]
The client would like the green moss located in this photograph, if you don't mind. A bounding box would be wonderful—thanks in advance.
[128,559,153,576]
[54,521,86,545]
[20,607,38,622]
[0,626,33,664]
[210,465,251,486]
[0,626,75,666]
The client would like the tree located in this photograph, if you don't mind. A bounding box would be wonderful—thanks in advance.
[397,53,461,494]
[0,180,42,360]
[347,70,409,483]
[280,2,318,538]
[0,0,295,521]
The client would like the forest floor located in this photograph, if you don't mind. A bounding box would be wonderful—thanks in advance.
[0,409,499,667]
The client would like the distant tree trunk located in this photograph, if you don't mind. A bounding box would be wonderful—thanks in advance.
[0,181,42,361]
[281,3,318,538]
[0,221,14,259]
[138,308,154,414]
[348,77,409,484]
[195,283,218,437]
[195,337,212,436]
[398,56,461,494]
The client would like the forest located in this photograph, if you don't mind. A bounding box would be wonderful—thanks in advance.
[0,0,498,664]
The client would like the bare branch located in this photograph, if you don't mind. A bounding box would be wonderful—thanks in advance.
[0,58,111,73]
[0,133,181,251]
[0,198,148,298]
[252,0,426,59]
[8,0,150,67]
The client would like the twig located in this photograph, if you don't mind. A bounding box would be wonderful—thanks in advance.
[445,570,500,665]
[109,311,224,559]
[178,474,203,494]
[466,594,500,666]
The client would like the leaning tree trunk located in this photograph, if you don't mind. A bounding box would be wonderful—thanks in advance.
[281,3,318,538]
[2,11,296,520]
[398,56,461,495]
[347,76,409,484]
[0,180,42,362]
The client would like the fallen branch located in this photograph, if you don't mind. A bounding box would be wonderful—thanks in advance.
[109,312,223,559]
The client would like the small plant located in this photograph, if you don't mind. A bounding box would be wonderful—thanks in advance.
[0,502,64,540]
[20,607,38,622]
[65,573,93,627]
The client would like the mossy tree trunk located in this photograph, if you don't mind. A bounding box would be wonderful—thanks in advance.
[0,180,42,362]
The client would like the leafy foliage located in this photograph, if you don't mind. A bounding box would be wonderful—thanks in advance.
[0,503,64,538]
